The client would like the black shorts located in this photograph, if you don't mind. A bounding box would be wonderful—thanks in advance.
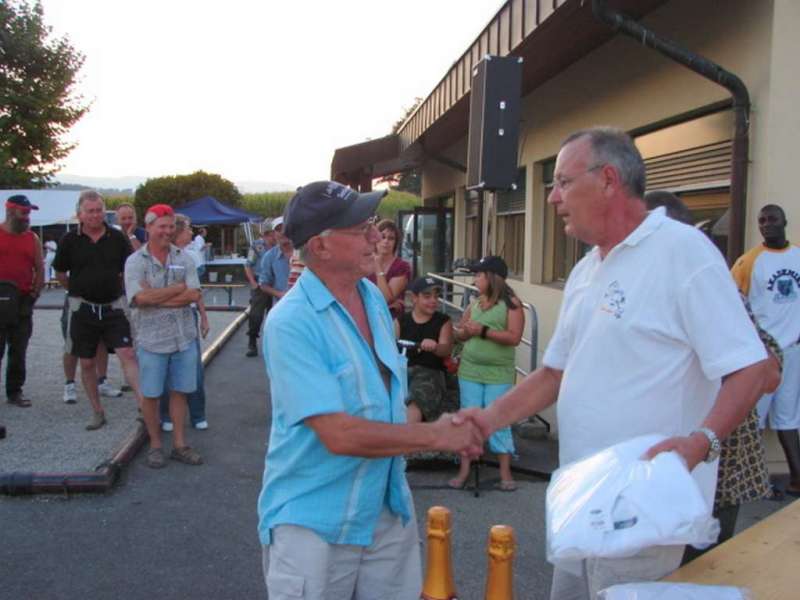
[68,303,133,358]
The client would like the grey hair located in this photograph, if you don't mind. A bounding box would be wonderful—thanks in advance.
[174,214,192,234]
[562,127,646,198]
[77,189,104,211]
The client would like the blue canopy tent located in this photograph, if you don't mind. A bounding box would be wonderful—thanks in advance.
[175,196,261,258]
[174,196,260,225]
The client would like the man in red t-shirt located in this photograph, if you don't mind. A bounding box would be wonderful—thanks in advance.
[0,195,44,408]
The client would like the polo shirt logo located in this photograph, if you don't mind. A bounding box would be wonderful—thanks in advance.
[767,269,800,304]
[600,280,626,319]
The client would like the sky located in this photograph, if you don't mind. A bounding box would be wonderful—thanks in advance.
[39,0,505,190]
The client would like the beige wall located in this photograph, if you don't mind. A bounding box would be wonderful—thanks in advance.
[422,0,787,370]
[761,0,800,245]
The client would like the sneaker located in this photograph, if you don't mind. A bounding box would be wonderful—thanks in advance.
[98,380,122,398]
[86,411,106,431]
[63,382,77,404]
[193,420,209,430]
[161,421,174,432]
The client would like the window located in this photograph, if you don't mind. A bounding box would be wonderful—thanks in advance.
[464,190,483,261]
[495,167,526,278]
[542,160,588,283]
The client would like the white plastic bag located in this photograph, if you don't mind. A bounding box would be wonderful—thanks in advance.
[546,434,719,569]
[598,582,752,599]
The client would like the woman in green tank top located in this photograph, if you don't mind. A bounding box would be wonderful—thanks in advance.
[448,256,524,491]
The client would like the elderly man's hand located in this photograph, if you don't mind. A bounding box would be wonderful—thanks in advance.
[451,407,495,441]
[433,412,484,458]
[642,432,710,472]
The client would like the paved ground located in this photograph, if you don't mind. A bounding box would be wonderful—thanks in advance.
[0,310,794,599]
[0,308,239,473]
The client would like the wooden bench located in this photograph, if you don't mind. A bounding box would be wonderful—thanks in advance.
[662,499,800,598]
[201,283,246,306]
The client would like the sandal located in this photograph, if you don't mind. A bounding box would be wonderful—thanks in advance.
[494,480,517,492]
[447,477,468,490]
[170,446,203,466]
[146,448,166,469]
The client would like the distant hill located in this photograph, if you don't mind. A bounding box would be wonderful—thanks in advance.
[53,174,296,194]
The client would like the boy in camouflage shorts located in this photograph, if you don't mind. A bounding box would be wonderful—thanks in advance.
[395,277,455,423]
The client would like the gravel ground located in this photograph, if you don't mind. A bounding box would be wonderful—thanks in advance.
[0,308,240,474]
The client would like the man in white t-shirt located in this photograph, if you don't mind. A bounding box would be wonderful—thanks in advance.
[732,204,800,495]
[458,127,768,600]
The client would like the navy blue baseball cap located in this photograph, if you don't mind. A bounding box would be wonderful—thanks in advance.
[283,181,387,247]
[469,255,508,279]
[5,194,39,211]
[409,276,441,295]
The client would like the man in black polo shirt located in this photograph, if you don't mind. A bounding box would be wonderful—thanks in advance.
[53,190,144,430]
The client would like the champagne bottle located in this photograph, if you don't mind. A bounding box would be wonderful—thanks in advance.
[421,506,458,600]
[484,525,515,600]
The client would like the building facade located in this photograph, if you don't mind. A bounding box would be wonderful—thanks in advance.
[333,0,800,441]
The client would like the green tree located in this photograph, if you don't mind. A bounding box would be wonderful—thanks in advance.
[134,170,242,213]
[0,1,89,188]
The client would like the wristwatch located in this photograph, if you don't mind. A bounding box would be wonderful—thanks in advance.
[693,427,722,463]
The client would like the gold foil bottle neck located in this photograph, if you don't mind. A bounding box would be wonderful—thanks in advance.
[421,506,458,600]
[485,525,515,600]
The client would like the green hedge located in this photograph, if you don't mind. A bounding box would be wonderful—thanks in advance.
[241,189,421,222]
[104,196,133,211]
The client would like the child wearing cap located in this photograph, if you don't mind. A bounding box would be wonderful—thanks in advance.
[449,256,524,491]
[394,277,454,423]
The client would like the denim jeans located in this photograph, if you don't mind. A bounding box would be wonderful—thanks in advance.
[160,309,206,425]
[159,337,205,425]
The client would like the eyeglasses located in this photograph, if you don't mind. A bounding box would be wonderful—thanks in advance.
[553,163,605,191]
[321,215,380,238]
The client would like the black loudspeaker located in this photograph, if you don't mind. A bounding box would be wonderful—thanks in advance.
[467,55,523,191]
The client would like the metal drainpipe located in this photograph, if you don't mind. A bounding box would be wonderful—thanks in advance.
[591,0,750,263]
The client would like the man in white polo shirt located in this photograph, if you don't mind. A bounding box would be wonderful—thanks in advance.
[732,204,800,496]
[459,127,768,600]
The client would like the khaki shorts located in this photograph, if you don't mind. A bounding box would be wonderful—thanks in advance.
[262,509,421,600]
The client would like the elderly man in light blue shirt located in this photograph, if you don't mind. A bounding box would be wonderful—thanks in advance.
[258,181,483,600]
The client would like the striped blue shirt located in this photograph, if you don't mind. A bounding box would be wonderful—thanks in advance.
[257,268,413,546]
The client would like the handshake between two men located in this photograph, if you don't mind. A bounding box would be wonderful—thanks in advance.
[428,408,495,460]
